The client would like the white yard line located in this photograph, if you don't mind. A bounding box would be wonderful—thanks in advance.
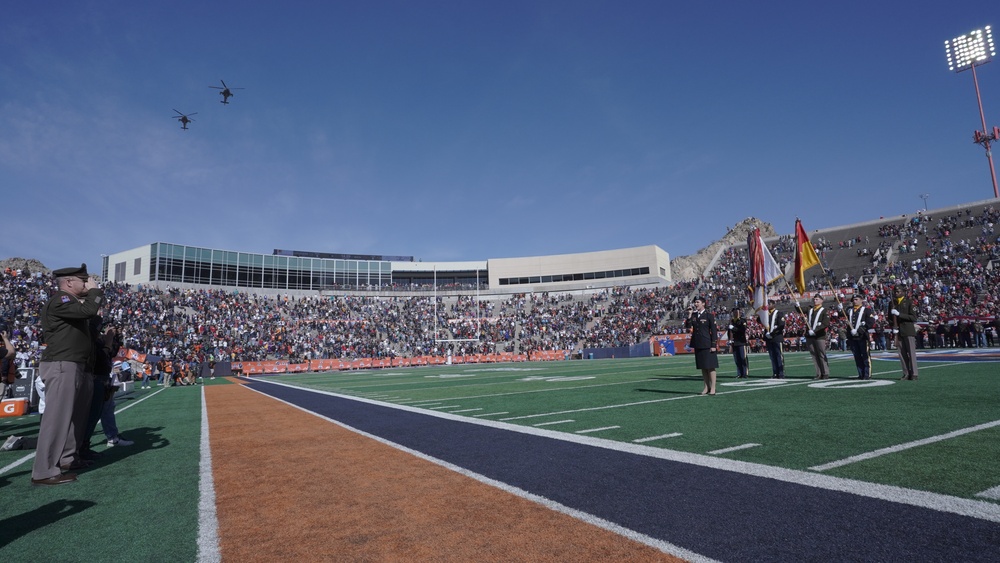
[975,485,1000,501]
[576,426,621,434]
[708,443,761,455]
[810,419,1000,472]
[633,433,682,443]
[533,419,575,427]
[196,386,221,563]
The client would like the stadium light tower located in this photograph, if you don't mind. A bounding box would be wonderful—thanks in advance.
[945,25,1000,199]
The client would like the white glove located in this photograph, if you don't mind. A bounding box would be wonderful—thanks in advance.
[795,301,800,307]
[728,325,734,330]
[891,309,900,316]
[808,330,815,336]
[851,329,857,336]
[837,303,844,311]
[893,329,899,334]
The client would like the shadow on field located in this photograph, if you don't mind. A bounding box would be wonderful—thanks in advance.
[96,426,169,460]
[0,499,96,548]
[635,388,699,395]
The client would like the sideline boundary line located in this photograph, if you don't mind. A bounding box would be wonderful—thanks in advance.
[237,382,717,563]
[0,386,167,476]
[243,376,1000,524]
[196,387,221,563]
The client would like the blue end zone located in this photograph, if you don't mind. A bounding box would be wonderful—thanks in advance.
[242,378,1000,561]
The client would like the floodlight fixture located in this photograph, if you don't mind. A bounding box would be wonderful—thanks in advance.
[945,25,1000,199]
[945,26,995,72]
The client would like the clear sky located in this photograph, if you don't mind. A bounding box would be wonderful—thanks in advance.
[2,1,999,271]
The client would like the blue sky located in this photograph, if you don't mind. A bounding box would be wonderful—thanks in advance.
[2,1,998,271]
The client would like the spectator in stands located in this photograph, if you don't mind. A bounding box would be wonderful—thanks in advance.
[889,285,919,380]
[0,330,15,398]
[684,296,718,395]
[804,294,831,380]
[727,307,749,379]
[761,299,786,379]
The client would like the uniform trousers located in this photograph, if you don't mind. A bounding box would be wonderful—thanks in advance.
[31,361,91,480]
[849,339,871,379]
[805,336,829,378]
[83,374,109,451]
[732,343,748,377]
[896,334,918,378]
[765,337,784,377]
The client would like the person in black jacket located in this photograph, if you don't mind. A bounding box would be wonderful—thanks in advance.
[889,285,919,380]
[727,307,749,379]
[685,296,719,396]
[0,330,15,399]
[845,294,874,379]
[761,299,786,379]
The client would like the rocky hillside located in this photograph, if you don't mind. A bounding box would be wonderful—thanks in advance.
[0,257,49,275]
[669,217,776,281]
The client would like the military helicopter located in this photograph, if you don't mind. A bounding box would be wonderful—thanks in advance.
[172,109,197,130]
[209,79,245,104]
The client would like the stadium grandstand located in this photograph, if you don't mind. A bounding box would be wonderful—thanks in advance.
[2,200,997,374]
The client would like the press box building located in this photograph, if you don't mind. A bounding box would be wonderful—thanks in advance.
[102,243,671,295]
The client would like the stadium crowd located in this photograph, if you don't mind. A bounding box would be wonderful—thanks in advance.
[1,206,997,373]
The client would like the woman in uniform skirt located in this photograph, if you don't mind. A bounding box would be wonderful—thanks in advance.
[685,296,719,396]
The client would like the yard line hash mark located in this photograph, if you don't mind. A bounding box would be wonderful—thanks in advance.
[533,420,575,427]
[633,433,682,443]
[707,443,761,455]
[809,418,1000,471]
[576,426,621,434]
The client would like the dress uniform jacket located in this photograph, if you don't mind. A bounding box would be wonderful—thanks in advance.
[41,288,105,364]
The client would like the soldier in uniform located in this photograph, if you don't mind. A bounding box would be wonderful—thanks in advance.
[685,296,719,395]
[889,285,919,380]
[727,307,749,379]
[845,294,873,379]
[804,294,830,379]
[30,264,104,486]
[762,299,786,379]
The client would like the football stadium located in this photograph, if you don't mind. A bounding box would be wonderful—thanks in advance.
[2,199,998,561]
[4,5,1000,562]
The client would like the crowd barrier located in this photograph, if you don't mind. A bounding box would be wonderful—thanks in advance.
[114,348,571,376]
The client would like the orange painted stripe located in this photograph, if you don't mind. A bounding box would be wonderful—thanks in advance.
[205,384,684,561]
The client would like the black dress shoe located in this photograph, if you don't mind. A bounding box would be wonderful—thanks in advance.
[32,473,78,486]
[80,450,102,460]
[59,460,92,471]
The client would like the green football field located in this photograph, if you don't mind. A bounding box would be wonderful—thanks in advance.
[1,351,997,561]
[269,351,1000,501]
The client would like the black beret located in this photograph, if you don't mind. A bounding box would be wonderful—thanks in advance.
[52,263,89,278]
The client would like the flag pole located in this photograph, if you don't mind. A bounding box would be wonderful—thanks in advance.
[794,217,845,311]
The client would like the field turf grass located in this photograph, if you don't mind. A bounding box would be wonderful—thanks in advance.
[0,350,998,561]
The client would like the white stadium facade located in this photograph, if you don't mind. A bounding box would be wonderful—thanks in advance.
[102,243,672,296]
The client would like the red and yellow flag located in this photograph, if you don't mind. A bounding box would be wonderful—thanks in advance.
[794,219,821,294]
